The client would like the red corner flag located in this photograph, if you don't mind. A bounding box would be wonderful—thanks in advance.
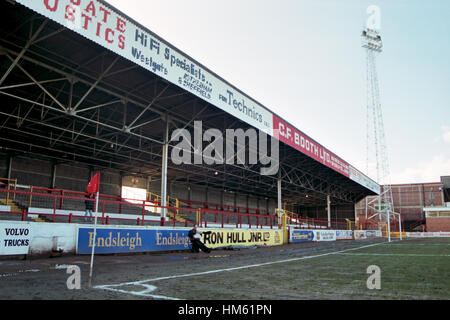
[87,173,100,194]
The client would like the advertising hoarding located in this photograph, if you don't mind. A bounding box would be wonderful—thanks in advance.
[77,227,191,254]
[313,230,337,242]
[16,0,273,135]
[289,229,315,243]
[335,230,353,240]
[77,226,283,254]
[202,229,283,248]
[0,222,32,255]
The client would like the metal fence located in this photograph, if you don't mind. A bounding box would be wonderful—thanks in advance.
[0,187,279,229]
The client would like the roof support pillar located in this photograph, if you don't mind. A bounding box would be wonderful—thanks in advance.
[7,153,13,180]
[277,178,282,212]
[51,161,57,189]
[160,114,169,226]
[327,195,331,228]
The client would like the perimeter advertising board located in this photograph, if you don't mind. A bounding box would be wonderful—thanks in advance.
[335,230,353,240]
[289,229,337,243]
[76,227,283,254]
[406,232,450,238]
[201,229,283,249]
[77,227,191,254]
[0,222,32,255]
[366,230,382,238]
[314,230,337,242]
[289,229,315,243]
[354,230,367,240]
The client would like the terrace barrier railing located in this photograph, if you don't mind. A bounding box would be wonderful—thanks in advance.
[0,182,354,231]
[0,187,280,229]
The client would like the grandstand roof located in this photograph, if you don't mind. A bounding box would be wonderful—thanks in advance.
[0,0,379,207]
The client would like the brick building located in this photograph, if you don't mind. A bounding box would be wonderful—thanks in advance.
[356,176,448,231]
[423,176,450,232]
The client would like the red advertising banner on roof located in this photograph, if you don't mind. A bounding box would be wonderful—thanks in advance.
[273,115,350,178]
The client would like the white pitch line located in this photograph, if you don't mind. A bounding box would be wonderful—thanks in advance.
[0,269,40,278]
[98,283,180,300]
[94,241,389,299]
[338,253,450,257]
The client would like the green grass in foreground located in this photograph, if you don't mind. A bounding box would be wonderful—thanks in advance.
[168,238,450,299]
[310,238,450,299]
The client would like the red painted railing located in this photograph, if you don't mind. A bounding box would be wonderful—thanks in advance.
[178,198,267,215]
[286,215,349,230]
[0,188,279,229]
[199,208,278,229]
[0,184,350,230]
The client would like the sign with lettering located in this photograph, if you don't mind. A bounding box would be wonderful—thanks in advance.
[365,230,382,238]
[273,115,350,178]
[335,230,354,240]
[77,227,282,253]
[349,166,381,195]
[313,230,337,242]
[76,227,191,254]
[0,223,32,255]
[354,230,367,240]
[15,0,273,135]
[289,229,315,243]
[200,229,283,248]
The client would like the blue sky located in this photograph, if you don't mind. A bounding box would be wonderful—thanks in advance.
[108,0,450,184]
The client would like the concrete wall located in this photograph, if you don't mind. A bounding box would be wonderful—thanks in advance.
[10,156,53,187]
[1,153,123,197]
[55,164,90,192]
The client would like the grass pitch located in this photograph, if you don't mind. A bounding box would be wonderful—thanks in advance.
[144,238,450,300]
[1,238,449,300]
[327,238,450,299]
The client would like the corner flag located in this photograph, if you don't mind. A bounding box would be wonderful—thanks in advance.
[87,173,100,194]
[87,172,100,287]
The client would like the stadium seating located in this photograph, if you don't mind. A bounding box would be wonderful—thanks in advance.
[0,182,275,229]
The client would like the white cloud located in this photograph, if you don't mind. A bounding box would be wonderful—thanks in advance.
[442,126,450,144]
[390,154,450,184]
[388,126,450,184]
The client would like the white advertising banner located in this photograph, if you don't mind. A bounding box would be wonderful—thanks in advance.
[0,222,32,255]
[354,230,367,240]
[349,166,381,195]
[313,230,336,242]
[365,230,382,238]
[335,230,353,240]
[406,232,450,238]
[16,0,274,135]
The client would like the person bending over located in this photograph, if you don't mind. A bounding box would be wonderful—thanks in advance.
[188,224,211,253]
